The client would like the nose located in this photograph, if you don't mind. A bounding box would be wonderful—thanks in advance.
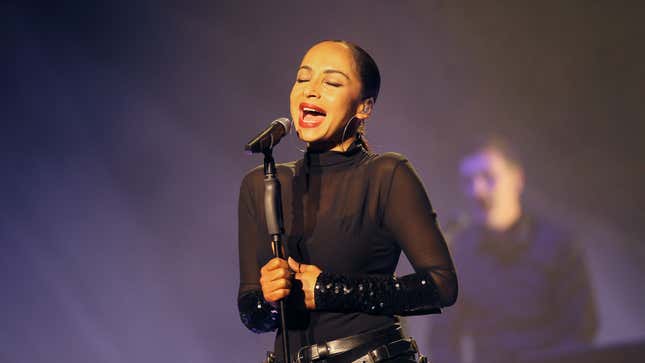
[304,83,320,98]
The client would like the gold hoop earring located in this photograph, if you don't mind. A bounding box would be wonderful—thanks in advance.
[339,117,357,152]
[294,130,309,153]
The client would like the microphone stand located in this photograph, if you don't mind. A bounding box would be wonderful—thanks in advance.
[262,148,290,362]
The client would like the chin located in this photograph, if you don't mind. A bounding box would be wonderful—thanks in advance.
[297,128,328,144]
[296,130,315,143]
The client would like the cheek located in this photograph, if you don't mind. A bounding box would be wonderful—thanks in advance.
[505,178,522,197]
[326,91,354,112]
[289,86,298,108]
[325,95,356,125]
[493,179,517,201]
[289,87,300,120]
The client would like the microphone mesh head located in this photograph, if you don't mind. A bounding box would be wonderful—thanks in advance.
[272,117,292,134]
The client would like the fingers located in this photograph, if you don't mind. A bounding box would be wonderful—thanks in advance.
[288,257,321,273]
[260,266,292,283]
[260,257,288,274]
[263,278,292,291]
[262,257,322,308]
[261,278,291,302]
[261,278,292,302]
[287,258,321,310]
[263,288,290,302]
[287,257,300,272]
[260,257,292,303]
[304,295,316,310]
[299,264,318,273]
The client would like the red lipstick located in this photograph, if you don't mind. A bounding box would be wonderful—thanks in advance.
[299,103,327,129]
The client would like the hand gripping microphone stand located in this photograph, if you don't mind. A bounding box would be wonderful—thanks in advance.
[262,148,290,362]
[245,118,292,362]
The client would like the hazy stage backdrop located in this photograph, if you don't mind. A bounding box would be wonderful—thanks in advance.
[3,1,645,362]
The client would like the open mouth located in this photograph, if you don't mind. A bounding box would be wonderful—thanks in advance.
[299,103,327,128]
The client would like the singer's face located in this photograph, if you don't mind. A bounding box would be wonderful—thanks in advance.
[290,42,364,149]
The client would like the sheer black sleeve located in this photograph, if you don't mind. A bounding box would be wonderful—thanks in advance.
[237,170,279,333]
[314,156,458,315]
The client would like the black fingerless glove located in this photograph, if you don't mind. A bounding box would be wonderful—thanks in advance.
[238,290,279,333]
[314,272,442,316]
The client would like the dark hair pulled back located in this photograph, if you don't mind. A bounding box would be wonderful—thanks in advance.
[325,40,380,151]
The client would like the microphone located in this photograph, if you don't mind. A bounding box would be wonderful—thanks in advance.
[244,118,292,153]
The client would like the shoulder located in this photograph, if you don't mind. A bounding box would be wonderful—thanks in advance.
[365,151,413,177]
[240,165,263,192]
[365,151,429,201]
[527,213,583,262]
[531,214,573,247]
[368,151,408,166]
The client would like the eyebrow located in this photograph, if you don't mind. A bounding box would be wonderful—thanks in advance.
[298,66,350,80]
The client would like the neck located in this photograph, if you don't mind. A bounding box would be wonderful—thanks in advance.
[308,135,357,153]
[331,135,357,152]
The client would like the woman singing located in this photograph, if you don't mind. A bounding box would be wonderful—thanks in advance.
[238,40,458,363]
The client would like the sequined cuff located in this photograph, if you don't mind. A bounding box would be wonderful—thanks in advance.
[314,272,442,316]
[238,290,279,333]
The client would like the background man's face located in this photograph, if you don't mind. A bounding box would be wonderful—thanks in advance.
[460,148,524,226]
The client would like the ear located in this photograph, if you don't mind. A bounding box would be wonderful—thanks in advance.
[355,98,375,120]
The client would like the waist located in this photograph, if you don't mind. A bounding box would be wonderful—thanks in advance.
[295,323,406,363]
[286,311,398,341]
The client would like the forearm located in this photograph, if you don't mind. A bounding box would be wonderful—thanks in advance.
[237,289,279,333]
[314,271,445,316]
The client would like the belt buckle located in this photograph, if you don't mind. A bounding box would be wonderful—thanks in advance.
[294,347,306,363]
[294,343,330,363]
[313,343,330,360]
[263,351,276,363]
[368,345,388,362]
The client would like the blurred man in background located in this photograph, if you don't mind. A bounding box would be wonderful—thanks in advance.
[429,136,597,363]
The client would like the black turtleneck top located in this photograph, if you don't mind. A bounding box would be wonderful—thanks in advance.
[237,143,457,359]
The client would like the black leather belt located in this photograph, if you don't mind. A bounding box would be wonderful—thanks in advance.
[294,324,419,363]
[351,338,420,363]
